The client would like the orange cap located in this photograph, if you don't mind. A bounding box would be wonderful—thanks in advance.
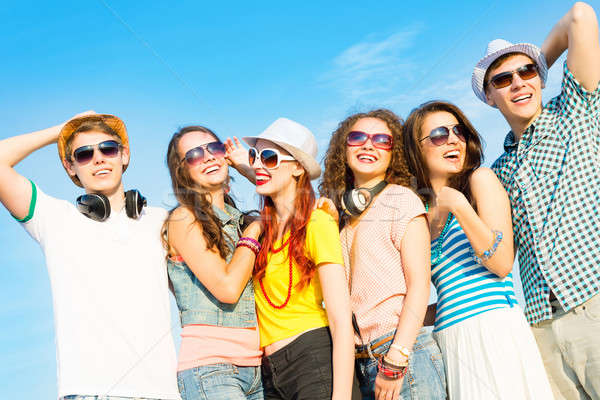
[57,114,129,187]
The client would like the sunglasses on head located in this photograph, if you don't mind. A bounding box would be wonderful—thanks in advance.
[346,131,393,151]
[487,63,539,89]
[181,141,226,166]
[72,140,121,165]
[419,125,467,146]
[248,147,295,170]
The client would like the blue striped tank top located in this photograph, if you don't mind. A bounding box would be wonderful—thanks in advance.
[431,215,517,332]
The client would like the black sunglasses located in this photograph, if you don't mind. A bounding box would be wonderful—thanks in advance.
[181,141,226,166]
[72,140,121,165]
[419,125,467,146]
[487,63,539,89]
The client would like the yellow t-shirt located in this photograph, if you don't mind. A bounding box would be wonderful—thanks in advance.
[254,209,344,347]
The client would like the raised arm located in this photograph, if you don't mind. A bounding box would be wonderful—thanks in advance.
[0,111,94,219]
[167,206,261,304]
[225,136,256,184]
[541,2,600,91]
[440,167,514,278]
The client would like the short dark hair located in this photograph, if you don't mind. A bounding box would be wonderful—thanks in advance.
[65,121,122,161]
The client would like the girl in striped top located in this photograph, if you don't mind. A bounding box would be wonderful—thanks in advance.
[403,101,552,399]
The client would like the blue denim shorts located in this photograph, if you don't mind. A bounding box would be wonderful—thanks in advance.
[177,363,263,400]
[355,327,447,400]
[62,397,159,400]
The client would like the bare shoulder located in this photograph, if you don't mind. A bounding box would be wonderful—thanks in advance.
[469,168,507,201]
[469,167,499,185]
[168,206,197,229]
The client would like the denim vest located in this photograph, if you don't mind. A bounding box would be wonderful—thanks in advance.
[167,204,257,328]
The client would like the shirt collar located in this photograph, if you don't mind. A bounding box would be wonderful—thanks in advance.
[212,202,242,227]
[503,121,537,153]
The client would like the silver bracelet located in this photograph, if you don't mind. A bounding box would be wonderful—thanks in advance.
[474,230,503,264]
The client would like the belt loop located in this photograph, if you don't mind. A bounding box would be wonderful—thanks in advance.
[366,343,375,360]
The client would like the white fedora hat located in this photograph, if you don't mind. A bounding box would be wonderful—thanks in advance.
[472,38,548,103]
[243,117,322,180]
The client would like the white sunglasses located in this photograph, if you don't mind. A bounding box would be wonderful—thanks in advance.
[248,147,295,169]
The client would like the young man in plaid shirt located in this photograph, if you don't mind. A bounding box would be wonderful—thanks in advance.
[471,3,600,399]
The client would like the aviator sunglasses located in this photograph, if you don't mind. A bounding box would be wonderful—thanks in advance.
[248,147,294,170]
[181,141,226,166]
[487,63,539,89]
[419,125,467,146]
[346,131,393,150]
[72,140,121,165]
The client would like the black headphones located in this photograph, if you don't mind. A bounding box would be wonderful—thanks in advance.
[341,180,388,217]
[76,189,147,222]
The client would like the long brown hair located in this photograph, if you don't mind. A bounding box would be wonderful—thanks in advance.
[402,101,484,205]
[162,126,237,259]
[254,168,316,289]
[319,109,412,220]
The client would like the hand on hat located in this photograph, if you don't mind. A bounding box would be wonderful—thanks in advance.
[49,111,98,143]
[66,110,97,124]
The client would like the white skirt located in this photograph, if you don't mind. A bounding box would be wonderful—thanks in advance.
[433,306,553,400]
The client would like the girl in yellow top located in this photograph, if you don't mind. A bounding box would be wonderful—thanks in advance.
[243,118,354,400]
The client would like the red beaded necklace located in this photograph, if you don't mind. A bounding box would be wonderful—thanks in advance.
[259,236,293,309]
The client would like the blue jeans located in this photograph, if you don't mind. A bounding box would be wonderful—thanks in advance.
[62,397,158,400]
[355,327,447,400]
[177,364,263,400]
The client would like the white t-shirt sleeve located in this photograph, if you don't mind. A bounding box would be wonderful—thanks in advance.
[20,182,72,245]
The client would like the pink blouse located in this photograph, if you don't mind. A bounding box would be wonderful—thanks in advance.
[340,184,426,344]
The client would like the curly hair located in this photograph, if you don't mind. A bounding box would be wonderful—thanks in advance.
[319,109,412,220]
[402,100,484,206]
[161,126,237,260]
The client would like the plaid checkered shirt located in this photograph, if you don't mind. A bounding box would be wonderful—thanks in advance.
[492,62,600,324]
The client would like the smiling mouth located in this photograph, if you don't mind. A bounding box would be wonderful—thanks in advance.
[443,150,460,160]
[512,94,532,103]
[93,169,111,176]
[255,172,271,186]
[357,154,377,163]
[203,164,220,174]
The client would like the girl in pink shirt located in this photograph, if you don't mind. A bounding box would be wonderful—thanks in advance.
[320,109,446,400]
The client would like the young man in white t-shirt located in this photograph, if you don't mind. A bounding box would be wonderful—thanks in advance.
[0,112,180,400]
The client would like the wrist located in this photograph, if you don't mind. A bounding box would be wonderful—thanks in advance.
[385,348,408,364]
[236,237,261,256]
[377,356,407,380]
[450,195,470,217]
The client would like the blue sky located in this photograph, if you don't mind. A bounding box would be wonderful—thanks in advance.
[0,0,582,398]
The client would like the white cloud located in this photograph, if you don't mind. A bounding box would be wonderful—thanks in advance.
[320,28,421,100]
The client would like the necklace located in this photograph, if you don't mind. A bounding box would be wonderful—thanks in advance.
[426,203,453,265]
[259,236,293,309]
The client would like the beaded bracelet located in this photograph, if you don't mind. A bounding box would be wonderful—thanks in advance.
[377,357,407,379]
[236,237,261,256]
[474,230,503,264]
[240,237,260,248]
[382,354,408,369]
